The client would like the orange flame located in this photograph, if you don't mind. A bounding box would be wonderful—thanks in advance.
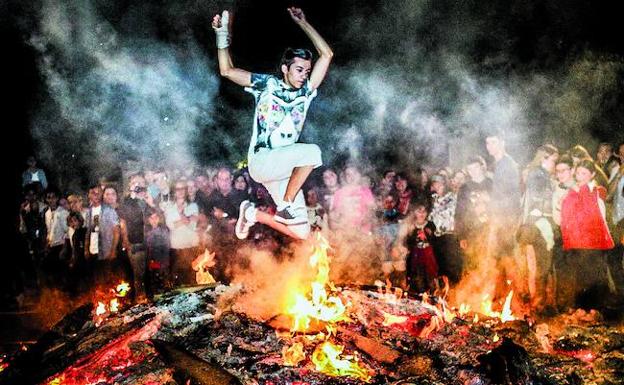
[311,341,371,382]
[192,249,216,285]
[284,234,348,332]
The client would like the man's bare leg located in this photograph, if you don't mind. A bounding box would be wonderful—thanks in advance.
[255,210,307,240]
[283,165,314,203]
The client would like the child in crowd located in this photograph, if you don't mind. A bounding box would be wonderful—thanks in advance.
[145,208,171,298]
[399,203,439,294]
[378,193,402,286]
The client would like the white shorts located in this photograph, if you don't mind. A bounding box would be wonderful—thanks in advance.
[248,143,322,239]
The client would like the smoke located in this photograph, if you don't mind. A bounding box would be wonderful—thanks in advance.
[29,0,220,186]
[302,0,624,173]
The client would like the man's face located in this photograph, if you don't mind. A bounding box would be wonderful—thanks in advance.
[216,170,232,193]
[46,193,58,208]
[281,57,312,89]
[486,137,503,158]
[555,163,573,184]
[395,178,407,192]
[88,187,102,206]
[129,176,147,199]
[618,144,624,159]
[323,170,338,188]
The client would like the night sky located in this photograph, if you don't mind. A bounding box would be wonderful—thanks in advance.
[2,0,624,220]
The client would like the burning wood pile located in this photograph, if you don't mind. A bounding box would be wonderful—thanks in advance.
[1,236,623,385]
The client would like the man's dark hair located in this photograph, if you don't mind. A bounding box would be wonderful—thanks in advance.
[280,48,313,69]
[45,186,60,198]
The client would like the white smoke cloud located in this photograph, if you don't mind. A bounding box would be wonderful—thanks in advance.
[30,0,219,182]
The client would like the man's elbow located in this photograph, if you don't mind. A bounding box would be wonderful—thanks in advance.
[322,49,334,60]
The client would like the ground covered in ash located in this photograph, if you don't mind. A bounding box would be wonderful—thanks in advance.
[0,285,623,385]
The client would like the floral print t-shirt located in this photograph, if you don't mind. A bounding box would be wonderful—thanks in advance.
[245,73,317,156]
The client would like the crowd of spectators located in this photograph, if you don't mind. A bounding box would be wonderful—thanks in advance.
[8,134,624,316]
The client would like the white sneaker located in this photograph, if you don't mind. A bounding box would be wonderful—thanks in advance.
[274,204,308,225]
[235,200,256,239]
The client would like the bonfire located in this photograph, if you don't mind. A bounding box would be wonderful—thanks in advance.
[0,235,622,385]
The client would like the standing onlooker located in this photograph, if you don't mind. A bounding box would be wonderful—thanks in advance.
[428,174,461,284]
[84,184,121,288]
[145,208,171,297]
[318,168,340,214]
[394,173,415,216]
[42,188,69,288]
[305,188,327,233]
[485,131,522,299]
[374,169,396,202]
[63,211,87,295]
[559,159,614,310]
[398,204,438,294]
[330,165,376,233]
[19,185,46,290]
[455,156,492,271]
[206,168,241,234]
[165,179,200,286]
[606,162,624,299]
[118,174,151,301]
[551,155,575,309]
[518,145,558,312]
[22,156,48,194]
[377,192,402,286]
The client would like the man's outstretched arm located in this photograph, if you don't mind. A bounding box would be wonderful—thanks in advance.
[212,11,252,87]
[288,7,333,90]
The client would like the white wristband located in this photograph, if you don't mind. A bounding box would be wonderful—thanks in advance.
[216,30,230,49]
[215,11,230,49]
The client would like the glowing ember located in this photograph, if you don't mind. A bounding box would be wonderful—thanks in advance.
[93,281,132,325]
[115,282,130,297]
[382,311,408,326]
[43,317,163,385]
[95,301,106,316]
[0,355,8,373]
[109,298,119,313]
[282,342,306,366]
[311,341,371,382]
[192,249,216,285]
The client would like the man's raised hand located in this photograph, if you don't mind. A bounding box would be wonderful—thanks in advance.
[212,10,230,49]
[287,7,306,24]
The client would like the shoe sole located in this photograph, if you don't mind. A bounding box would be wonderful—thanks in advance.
[274,215,308,226]
[235,201,252,239]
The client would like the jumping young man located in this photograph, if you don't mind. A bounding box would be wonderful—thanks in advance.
[212,7,333,240]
